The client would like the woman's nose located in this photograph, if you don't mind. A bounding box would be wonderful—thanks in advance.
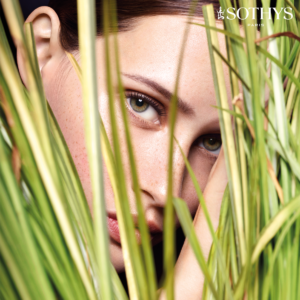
[134,132,189,208]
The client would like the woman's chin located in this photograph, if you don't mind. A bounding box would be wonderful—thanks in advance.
[109,239,126,273]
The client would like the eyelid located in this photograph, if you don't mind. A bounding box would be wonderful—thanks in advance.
[196,147,220,160]
[125,90,166,116]
[198,134,221,140]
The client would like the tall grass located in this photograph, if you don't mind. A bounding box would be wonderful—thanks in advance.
[0,0,300,299]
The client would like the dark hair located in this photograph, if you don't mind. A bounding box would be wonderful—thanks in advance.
[48,0,220,51]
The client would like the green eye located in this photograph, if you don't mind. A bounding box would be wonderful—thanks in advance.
[129,98,149,112]
[197,135,222,154]
[126,92,160,122]
[203,137,221,150]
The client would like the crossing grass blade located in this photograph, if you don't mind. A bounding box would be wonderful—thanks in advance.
[109,0,157,298]
[102,1,149,298]
[65,50,129,300]
[173,197,219,299]
[200,2,300,300]
[1,0,300,300]
[203,4,246,268]
[251,194,300,263]
[163,1,200,298]
[175,138,234,300]
[0,134,55,300]
[77,0,113,298]
[0,19,97,300]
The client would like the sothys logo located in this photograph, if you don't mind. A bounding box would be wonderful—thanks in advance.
[217,7,294,20]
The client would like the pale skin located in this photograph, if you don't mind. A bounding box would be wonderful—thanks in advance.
[18,7,229,299]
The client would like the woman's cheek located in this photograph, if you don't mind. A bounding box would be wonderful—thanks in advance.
[181,148,217,216]
[45,66,95,211]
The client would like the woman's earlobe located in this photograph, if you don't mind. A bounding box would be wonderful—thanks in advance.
[16,6,63,87]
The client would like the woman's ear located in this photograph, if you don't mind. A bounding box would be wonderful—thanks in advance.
[17,6,64,87]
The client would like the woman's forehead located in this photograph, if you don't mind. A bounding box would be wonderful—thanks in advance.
[116,15,212,81]
[104,15,228,116]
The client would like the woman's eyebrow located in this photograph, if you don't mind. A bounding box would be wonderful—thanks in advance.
[122,73,195,116]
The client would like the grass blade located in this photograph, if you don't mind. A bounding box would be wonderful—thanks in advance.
[77,0,113,298]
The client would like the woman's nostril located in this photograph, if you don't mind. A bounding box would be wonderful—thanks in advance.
[142,190,154,201]
[140,188,168,208]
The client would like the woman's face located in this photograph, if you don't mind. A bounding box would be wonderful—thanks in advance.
[29,13,230,272]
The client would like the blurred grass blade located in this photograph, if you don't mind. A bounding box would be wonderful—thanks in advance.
[219,0,252,118]
[102,0,148,298]
[256,45,300,92]
[109,0,157,298]
[76,0,113,298]
[252,194,300,263]
[191,23,244,43]
[66,52,82,82]
[173,197,218,299]
[163,1,199,298]
[0,132,55,300]
[175,138,234,300]
[212,45,250,91]
[65,50,129,300]
[262,207,300,299]
[1,0,300,299]
[1,2,97,299]
[203,4,246,266]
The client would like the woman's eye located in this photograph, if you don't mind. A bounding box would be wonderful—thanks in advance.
[197,134,222,155]
[126,95,159,122]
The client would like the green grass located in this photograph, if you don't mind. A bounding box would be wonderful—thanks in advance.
[0,0,300,299]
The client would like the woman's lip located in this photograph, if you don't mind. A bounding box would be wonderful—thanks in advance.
[107,216,143,245]
[107,214,162,245]
[107,216,123,244]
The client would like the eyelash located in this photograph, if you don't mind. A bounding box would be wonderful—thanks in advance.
[125,91,166,117]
